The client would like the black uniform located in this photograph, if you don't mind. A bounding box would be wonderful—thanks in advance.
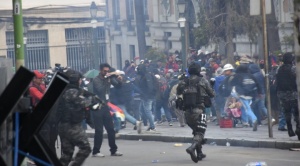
[177,63,215,163]
[58,70,95,166]
[276,53,300,140]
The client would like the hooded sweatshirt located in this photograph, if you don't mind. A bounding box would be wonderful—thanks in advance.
[248,64,265,94]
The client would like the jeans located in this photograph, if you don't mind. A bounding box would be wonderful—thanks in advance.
[155,99,172,122]
[278,108,287,129]
[239,98,257,123]
[215,95,226,115]
[252,95,268,123]
[91,106,118,155]
[139,99,155,129]
[117,104,137,125]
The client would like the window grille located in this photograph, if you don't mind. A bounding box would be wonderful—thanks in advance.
[6,30,50,70]
[65,27,106,72]
[129,45,135,60]
[116,44,122,70]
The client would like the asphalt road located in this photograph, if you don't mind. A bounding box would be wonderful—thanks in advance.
[74,139,300,166]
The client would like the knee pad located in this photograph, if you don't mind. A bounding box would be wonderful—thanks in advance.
[195,114,207,134]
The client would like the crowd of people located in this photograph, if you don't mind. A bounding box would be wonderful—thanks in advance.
[27,49,300,165]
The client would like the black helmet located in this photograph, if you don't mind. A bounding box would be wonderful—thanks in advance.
[188,62,200,75]
[64,69,82,86]
[282,52,294,64]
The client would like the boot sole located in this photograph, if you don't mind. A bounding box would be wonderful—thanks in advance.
[295,130,300,140]
[186,149,198,163]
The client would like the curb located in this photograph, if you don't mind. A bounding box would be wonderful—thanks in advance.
[86,133,300,150]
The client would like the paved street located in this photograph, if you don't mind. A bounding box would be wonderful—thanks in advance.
[86,121,300,149]
[80,140,300,166]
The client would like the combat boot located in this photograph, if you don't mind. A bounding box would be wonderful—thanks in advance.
[287,124,296,137]
[196,147,206,161]
[295,128,300,141]
[186,142,198,163]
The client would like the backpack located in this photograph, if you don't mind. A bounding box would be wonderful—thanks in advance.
[238,74,257,97]
[182,78,199,109]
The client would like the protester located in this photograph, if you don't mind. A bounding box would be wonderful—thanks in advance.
[230,65,261,131]
[135,64,157,131]
[91,63,123,157]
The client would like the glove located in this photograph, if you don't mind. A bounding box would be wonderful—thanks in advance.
[91,103,102,111]
[210,78,216,87]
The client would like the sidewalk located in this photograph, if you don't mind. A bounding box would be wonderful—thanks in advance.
[86,121,300,149]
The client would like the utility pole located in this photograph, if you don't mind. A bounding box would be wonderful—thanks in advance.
[261,0,273,138]
[13,0,25,70]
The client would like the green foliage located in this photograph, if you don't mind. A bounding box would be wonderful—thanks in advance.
[273,50,283,56]
[145,48,167,63]
[282,33,294,46]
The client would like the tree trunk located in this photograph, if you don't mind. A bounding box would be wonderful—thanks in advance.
[134,0,147,60]
[266,0,281,53]
[225,0,234,64]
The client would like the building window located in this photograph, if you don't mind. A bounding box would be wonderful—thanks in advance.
[6,30,50,70]
[129,45,135,60]
[127,0,134,20]
[164,32,172,50]
[143,0,149,20]
[116,44,122,70]
[65,27,106,72]
[113,0,120,19]
[113,0,121,31]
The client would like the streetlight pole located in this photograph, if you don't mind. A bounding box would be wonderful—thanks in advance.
[261,0,273,138]
[90,1,98,70]
[177,0,188,70]
[179,18,187,71]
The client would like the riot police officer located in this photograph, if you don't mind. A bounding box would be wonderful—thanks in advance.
[177,63,215,163]
[276,53,300,140]
[57,69,99,166]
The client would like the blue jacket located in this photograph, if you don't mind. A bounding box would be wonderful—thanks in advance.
[248,64,265,94]
[214,75,226,95]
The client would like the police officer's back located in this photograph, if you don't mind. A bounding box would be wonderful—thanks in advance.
[176,63,214,163]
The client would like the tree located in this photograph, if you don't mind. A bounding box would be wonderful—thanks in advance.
[134,0,147,60]
[145,48,166,63]
[195,0,262,63]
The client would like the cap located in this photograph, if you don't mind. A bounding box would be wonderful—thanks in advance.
[208,58,215,63]
[33,70,44,79]
[239,54,252,64]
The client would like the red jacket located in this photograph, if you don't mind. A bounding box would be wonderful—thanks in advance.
[164,62,179,74]
[29,83,46,106]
